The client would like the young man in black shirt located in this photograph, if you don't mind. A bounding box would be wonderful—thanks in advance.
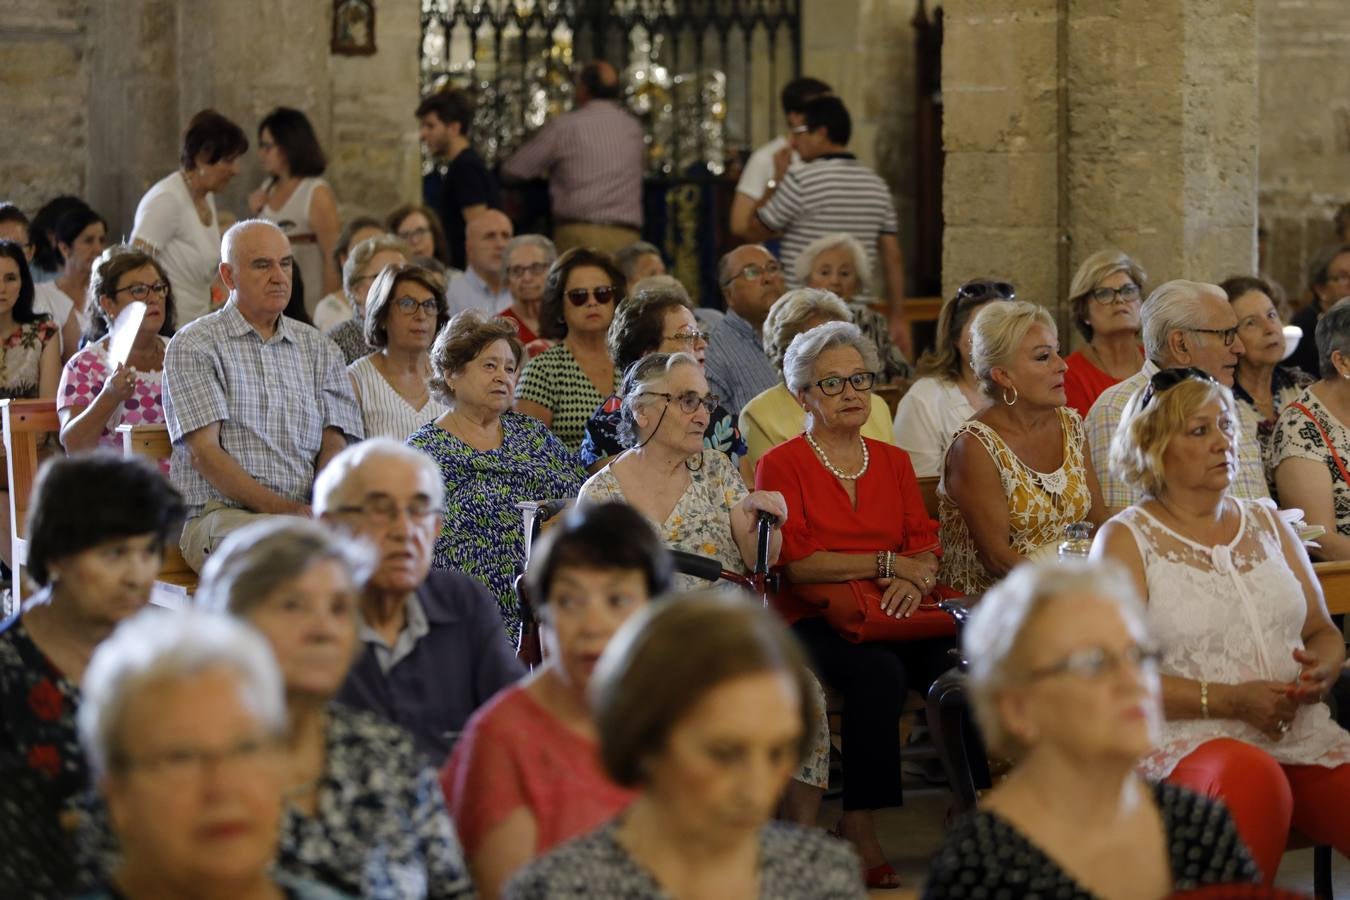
[416,89,500,270]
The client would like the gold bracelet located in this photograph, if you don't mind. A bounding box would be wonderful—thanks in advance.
[1200,681,1209,719]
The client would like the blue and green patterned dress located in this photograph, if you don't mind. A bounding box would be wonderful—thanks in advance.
[408,412,586,642]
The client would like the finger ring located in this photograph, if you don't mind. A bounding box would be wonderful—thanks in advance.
[922,576,931,585]
[904,594,914,602]
[1278,720,1291,734]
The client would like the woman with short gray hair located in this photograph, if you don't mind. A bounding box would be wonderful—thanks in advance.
[1273,297,1350,560]
[940,300,1105,594]
[740,289,893,471]
[75,608,345,899]
[329,233,411,364]
[924,561,1258,897]
[500,234,558,357]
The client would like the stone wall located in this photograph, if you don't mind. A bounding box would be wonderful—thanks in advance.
[1256,0,1350,302]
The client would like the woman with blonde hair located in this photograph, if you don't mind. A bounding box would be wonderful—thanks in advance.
[1062,249,1147,416]
[939,300,1106,594]
[892,279,1014,477]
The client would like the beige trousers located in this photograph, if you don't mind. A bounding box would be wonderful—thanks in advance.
[179,501,272,573]
[552,222,641,257]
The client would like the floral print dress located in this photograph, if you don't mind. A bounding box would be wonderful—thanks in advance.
[0,612,87,899]
[407,412,586,642]
[0,319,59,398]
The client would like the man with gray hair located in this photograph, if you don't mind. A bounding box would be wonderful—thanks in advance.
[704,244,786,418]
[315,437,522,762]
[163,219,363,571]
[1084,279,1263,514]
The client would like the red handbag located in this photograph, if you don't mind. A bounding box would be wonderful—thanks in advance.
[792,578,960,643]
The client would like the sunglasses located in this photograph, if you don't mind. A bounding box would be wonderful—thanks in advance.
[956,281,1016,304]
[565,286,618,306]
[1138,366,1217,409]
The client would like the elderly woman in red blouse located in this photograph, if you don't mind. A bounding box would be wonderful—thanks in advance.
[756,320,961,891]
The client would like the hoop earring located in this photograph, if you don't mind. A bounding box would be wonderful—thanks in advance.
[1002,385,1018,406]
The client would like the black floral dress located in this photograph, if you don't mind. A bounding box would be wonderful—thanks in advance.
[0,613,88,899]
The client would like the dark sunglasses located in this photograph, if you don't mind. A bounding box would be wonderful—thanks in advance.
[956,280,1016,304]
[1138,366,1217,409]
[565,286,618,306]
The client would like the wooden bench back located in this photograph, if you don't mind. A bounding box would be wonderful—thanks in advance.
[1,399,61,603]
[116,424,197,593]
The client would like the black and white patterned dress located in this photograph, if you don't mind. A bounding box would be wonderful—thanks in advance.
[1271,386,1350,535]
[514,342,620,452]
[921,782,1257,899]
[505,819,867,899]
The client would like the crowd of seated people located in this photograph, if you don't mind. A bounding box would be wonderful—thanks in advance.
[9,72,1350,900]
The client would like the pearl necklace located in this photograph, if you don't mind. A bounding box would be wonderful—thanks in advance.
[805,431,869,480]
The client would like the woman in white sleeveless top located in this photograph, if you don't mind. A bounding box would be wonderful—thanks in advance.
[1094,367,1350,885]
[348,263,449,440]
[248,107,341,316]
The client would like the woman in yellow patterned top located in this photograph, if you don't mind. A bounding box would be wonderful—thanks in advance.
[939,300,1106,594]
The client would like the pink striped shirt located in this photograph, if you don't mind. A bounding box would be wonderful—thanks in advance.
[501,100,646,229]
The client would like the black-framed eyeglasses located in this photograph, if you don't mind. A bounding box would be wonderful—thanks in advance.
[334,495,438,524]
[1138,366,1218,409]
[1184,326,1239,347]
[507,262,549,279]
[813,371,876,396]
[1089,283,1142,305]
[1026,643,1162,682]
[664,329,710,346]
[565,286,618,306]
[641,390,719,415]
[722,261,782,286]
[956,280,1016,304]
[392,295,439,316]
[114,281,169,301]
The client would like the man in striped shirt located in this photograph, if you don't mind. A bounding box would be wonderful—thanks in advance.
[743,95,909,356]
[501,60,646,256]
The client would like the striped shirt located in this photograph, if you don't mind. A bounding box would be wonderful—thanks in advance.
[163,301,364,516]
[348,355,448,441]
[500,100,646,228]
[703,311,780,420]
[757,153,898,287]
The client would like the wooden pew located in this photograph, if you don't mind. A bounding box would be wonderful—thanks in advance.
[1,399,60,605]
[116,423,197,593]
[1313,560,1350,617]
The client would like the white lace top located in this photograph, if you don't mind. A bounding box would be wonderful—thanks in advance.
[1115,499,1350,779]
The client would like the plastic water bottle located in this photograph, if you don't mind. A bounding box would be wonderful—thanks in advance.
[1058,522,1094,561]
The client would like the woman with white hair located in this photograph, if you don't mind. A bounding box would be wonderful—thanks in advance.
[75,608,343,899]
[794,232,909,383]
[328,233,411,365]
[1096,368,1350,885]
[940,301,1105,594]
[756,320,956,890]
[1061,249,1146,416]
[739,288,893,472]
[923,561,1258,898]
[499,234,557,357]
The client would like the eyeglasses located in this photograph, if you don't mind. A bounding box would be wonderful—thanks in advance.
[664,329,710,346]
[641,390,719,415]
[1138,366,1218,409]
[723,261,782,286]
[956,281,1016,304]
[1184,326,1239,347]
[1026,643,1162,682]
[334,494,438,524]
[115,735,279,784]
[114,281,169,301]
[565,286,618,306]
[1089,283,1142,305]
[397,226,432,242]
[789,124,810,135]
[507,262,550,279]
[813,371,876,396]
[393,295,439,316]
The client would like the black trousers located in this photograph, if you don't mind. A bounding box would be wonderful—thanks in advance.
[792,616,958,811]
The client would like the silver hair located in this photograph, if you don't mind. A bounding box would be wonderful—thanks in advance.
[313,437,445,515]
[962,560,1152,760]
[782,320,880,394]
[791,233,870,293]
[1316,297,1350,379]
[717,243,770,291]
[614,241,664,282]
[1140,280,1227,364]
[764,288,853,375]
[220,218,287,271]
[342,234,411,302]
[77,608,286,778]
[616,351,702,448]
[195,517,377,618]
[501,234,557,280]
[969,301,1057,399]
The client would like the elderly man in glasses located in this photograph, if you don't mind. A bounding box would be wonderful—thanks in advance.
[1084,279,1264,516]
[704,244,787,419]
[315,437,523,763]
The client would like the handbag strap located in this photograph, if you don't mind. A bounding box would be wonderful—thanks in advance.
[1291,401,1350,487]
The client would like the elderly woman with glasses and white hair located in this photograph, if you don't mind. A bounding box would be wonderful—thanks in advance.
[499,234,557,357]
[1095,367,1350,885]
[756,320,956,889]
[939,300,1106,595]
[892,278,1015,477]
[75,609,344,899]
[923,561,1258,898]
[793,232,909,384]
[739,288,893,472]
[1061,249,1147,417]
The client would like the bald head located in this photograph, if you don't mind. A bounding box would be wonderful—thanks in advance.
[577,60,621,103]
[219,219,293,323]
[221,218,288,271]
[465,210,513,284]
